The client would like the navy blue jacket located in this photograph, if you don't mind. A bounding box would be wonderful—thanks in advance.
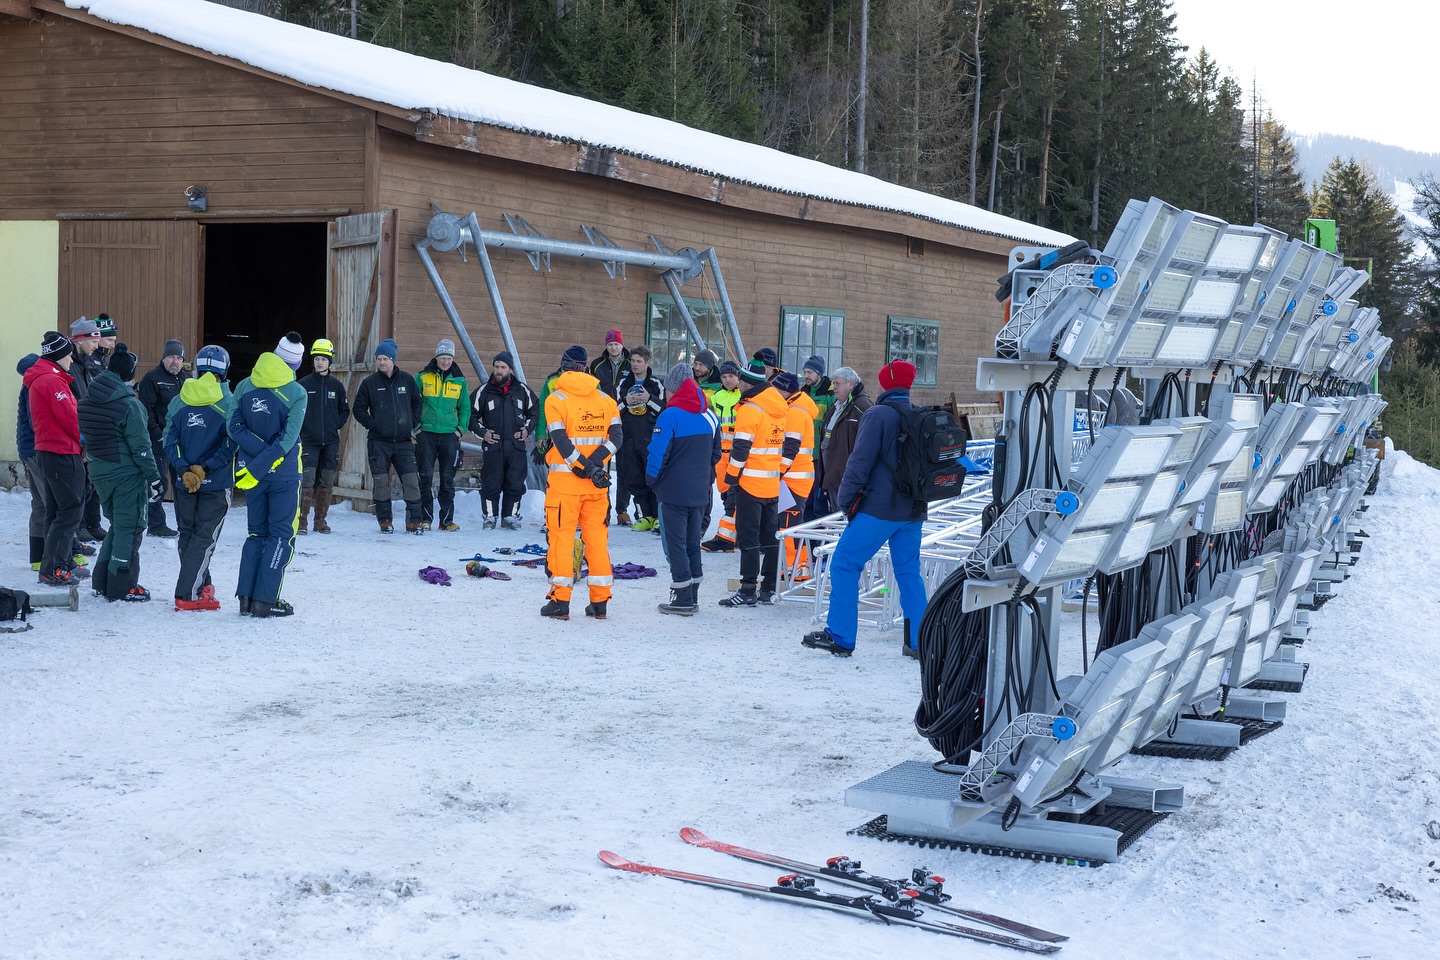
[838,387,927,523]
[228,353,307,482]
[15,354,38,460]
[298,370,350,446]
[646,380,721,508]
[166,374,238,490]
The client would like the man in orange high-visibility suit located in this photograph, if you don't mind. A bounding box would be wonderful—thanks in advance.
[701,360,743,552]
[772,370,819,581]
[541,344,623,621]
[718,360,797,607]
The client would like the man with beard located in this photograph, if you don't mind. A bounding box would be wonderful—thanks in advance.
[137,339,188,537]
[473,351,537,529]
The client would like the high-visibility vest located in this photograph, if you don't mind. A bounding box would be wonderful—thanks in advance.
[543,370,621,497]
[710,387,742,492]
[731,388,788,499]
[782,391,819,498]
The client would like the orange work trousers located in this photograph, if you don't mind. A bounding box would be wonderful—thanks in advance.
[545,486,613,603]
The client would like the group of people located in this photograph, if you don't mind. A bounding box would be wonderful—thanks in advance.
[16,320,931,657]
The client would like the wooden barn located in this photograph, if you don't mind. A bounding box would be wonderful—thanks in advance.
[0,0,1073,495]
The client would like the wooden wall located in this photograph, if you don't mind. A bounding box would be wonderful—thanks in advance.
[0,14,369,219]
[378,134,1008,404]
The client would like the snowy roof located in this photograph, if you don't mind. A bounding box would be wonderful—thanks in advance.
[60,0,1075,249]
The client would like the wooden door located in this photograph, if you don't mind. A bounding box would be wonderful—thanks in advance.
[327,210,395,495]
[59,220,201,367]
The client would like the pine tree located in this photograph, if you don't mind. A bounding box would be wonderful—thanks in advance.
[1310,157,1417,340]
[1244,109,1309,237]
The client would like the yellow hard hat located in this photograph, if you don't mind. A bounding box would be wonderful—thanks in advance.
[311,338,336,358]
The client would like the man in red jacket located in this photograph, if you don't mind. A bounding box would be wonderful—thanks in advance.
[24,332,88,586]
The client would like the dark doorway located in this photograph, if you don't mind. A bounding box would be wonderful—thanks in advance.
[203,222,327,382]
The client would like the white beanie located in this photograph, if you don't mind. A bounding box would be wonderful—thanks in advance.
[276,332,305,369]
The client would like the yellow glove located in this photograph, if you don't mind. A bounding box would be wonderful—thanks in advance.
[181,465,205,494]
[235,467,258,490]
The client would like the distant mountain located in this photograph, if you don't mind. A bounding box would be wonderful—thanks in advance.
[1293,133,1440,189]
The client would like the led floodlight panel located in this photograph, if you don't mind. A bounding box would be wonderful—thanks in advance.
[1301,299,1357,375]
[1137,598,1234,747]
[1007,637,1167,810]
[1153,224,1279,367]
[1261,249,1341,369]
[1227,238,1316,363]
[1056,198,1182,368]
[1017,424,1181,585]
[1084,614,1204,774]
[1193,611,1247,704]
[1271,548,1321,631]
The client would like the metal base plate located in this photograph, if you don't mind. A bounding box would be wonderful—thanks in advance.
[848,808,1171,867]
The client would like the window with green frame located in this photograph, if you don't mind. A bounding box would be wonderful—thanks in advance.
[779,307,844,375]
[646,293,735,372]
[886,317,940,386]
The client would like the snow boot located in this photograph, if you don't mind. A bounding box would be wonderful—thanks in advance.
[298,488,312,534]
[540,598,570,620]
[313,490,333,533]
[802,629,853,657]
[584,600,608,620]
[658,584,698,617]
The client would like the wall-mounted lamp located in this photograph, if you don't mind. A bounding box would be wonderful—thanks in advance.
[184,184,207,213]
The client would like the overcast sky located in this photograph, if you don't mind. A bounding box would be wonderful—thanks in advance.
[1168,0,1439,155]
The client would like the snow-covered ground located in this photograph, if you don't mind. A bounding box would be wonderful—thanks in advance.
[3,454,1438,959]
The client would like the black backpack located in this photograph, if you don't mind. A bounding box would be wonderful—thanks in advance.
[1,586,33,625]
[884,402,968,502]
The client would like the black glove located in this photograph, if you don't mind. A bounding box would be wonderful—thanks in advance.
[531,438,551,465]
[588,465,611,489]
[147,477,165,503]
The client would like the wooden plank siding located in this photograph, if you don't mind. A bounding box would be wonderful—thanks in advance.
[0,14,369,219]
[60,220,201,369]
[377,133,1007,404]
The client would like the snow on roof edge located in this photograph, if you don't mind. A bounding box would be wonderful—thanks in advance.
[64,0,1076,251]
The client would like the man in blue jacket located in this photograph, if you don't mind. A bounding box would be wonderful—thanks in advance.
[228,350,307,617]
[166,346,237,611]
[646,363,720,615]
[803,360,928,658]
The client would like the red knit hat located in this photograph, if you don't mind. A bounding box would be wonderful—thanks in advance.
[878,360,917,391]
[605,329,624,345]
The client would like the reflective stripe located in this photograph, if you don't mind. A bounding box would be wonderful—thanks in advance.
[549,576,574,587]
[551,392,568,401]
[785,471,815,479]
[549,463,577,473]
[733,431,755,441]
[784,431,803,441]
[572,437,606,446]
[799,446,813,456]
[749,447,783,455]
[587,575,614,586]
[742,468,782,478]
[547,420,566,431]
[609,416,622,426]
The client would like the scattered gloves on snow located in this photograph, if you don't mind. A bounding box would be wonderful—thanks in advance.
[418,566,452,587]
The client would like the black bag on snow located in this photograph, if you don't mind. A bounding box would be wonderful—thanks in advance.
[884,402,968,503]
[1,585,33,623]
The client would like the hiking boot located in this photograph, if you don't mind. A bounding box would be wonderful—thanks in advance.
[615,511,631,526]
[121,586,152,603]
[701,536,735,553]
[802,629,853,657]
[379,521,394,534]
[441,522,461,532]
[757,589,776,605]
[85,525,107,542]
[658,586,698,617]
[297,516,309,535]
[502,516,523,530]
[75,541,97,557]
[313,517,332,534]
[718,589,757,608]
[251,599,295,618]
[38,567,76,587]
[148,526,179,538]
[405,522,425,535]
[482,516,498,529]
[237,597,252,616]
[584,601,608,620]
[540,598,570,620]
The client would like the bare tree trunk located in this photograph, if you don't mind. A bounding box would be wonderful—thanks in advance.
[1090,20,1104,238]
[1038,70,1055,223]
[988,89,1006,211]
[969,0,983,205]
[857,0,869,174]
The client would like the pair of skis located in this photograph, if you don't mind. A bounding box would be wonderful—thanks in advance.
[599,827,1065,954]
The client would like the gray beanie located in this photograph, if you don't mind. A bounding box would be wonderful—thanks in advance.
[664,362,693,396]
[695,348,719,371]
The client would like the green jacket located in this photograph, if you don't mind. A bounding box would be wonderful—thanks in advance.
[417,359,471,435]
[805,379,835,451]
[534,369,562,441]
[77,370,161,487]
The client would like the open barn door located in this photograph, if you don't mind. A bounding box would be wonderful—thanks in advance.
[327,210,395,499]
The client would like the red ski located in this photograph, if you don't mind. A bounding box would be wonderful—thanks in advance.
[598,850,1060,954]
[679,826,1066,943]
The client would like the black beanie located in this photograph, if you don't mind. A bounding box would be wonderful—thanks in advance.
[108,344,138,382]
[40,331,74,363]
[561,344,588,370]
[493,351,515,368]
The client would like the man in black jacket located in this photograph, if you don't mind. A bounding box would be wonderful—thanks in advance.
[351,338,424,534]
[69,316,108,544]
[297,338,349,534]
[137,339,187,537]
[473,351,537,529]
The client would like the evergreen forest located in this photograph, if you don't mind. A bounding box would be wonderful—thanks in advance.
[235,0,1440,461]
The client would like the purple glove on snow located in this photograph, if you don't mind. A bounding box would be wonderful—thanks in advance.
[418,566,452,587]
